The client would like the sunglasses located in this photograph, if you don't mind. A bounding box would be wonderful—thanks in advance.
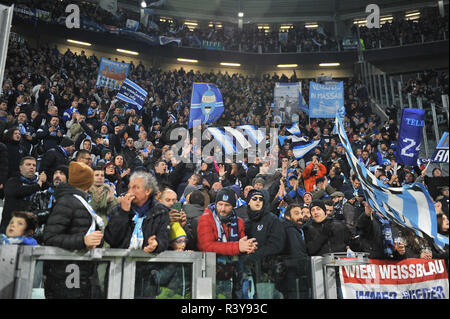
[251,196,264,202]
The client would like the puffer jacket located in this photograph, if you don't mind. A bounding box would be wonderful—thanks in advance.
[43,182,101,250]
[104,197,170,252]
[197,204,246,256]
[303,217,351,256]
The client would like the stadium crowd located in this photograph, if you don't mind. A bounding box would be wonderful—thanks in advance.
[0,33,448,298]
[3,0,448,54]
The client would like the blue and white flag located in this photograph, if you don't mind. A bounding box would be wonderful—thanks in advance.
[335,116,447,250]
[292,139,321,159]
[309,81,344,118]
[159,36,181,46]
[126,19,140,31]
[96,58,130,90]
[99,0,117,15]
[286,122,301,136]
[148,0,166,7]
[206,127,237,156]
[431,131,449,163]
[188,83,224,128]
[237,125,265,145]
[116,79,148,111]
[396,108,425,166]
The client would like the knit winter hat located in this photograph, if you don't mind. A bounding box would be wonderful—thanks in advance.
[215,188,236,207]
[246,188,265,202]
[169,222,187,242]
[54,165,69,179]
[68,161,94,191]
[310,200,326,213]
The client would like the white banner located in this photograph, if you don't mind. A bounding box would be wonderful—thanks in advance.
[339,258,449,299]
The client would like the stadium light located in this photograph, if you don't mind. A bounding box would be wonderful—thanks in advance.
[141,1,147,8]
[67,39,92,46]
[319,63,340,67]
[304,23,318,28]
[116,48,139,55]
[220,62,241,67]
[277,64,298,68]
[238,12,244,18]
[177,58,198,63]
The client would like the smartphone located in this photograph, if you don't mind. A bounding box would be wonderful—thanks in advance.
[173,202,182,212]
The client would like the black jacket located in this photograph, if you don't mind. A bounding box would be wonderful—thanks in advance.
[244,204,286,262]
[104,198,170,252]
[1,175,43,233]
[303,217,351,256]
[43,183,101,250]
[39,146,71,178]
[356,212,403,260]
[183,203,204,251]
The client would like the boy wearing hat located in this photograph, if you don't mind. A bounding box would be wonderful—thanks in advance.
[43,161,105,299]
[197,188,257,256]
[169,222,187,251]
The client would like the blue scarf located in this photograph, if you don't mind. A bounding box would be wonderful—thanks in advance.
[374,213,394,258]
[0,234,37,246]
[21,175,39,201]
[129,198,153,249]
[210,203,239,242]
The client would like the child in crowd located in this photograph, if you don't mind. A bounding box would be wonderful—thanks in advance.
[169,222,187,251]
[0,211,38,246]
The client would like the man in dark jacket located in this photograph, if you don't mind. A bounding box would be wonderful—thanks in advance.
[303,200,352,256]
[43,161,105,299]
[39,137,75,178]
[182,189,206,251]
[279,204,310,299]
[104,171,170,252]
[1,156,47,233]
[243,188,286,262]
[356,202,405,260]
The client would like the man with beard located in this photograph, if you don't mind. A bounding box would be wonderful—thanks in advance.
[30,165,68,243]
[279,204,310,299]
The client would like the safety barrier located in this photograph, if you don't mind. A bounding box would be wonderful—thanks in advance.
[0,245,369,299]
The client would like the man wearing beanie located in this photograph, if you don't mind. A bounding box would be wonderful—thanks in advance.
[302,199,352,256]
[197,188,258,256]
[242,188,285,263]
[39,136,75,179]
[43,161,105,299]
[30,164,69,244]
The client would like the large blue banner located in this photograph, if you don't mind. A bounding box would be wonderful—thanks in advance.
[95,58,130,90]
[309,81,344,118]
[188,83,224,128]
[431,131,449,163]
[116,79,148,111]
[396,108,425,166]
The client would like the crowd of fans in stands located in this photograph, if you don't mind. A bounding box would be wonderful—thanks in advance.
[0,14,448,298]
[3,0,448,53]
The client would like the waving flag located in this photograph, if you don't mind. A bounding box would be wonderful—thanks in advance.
[292,139,321,159]
[431,132,449,163]
[335,117,447,250]
[96,58,129,90]
[237,125,265,145]
[188,83,224,128]
[116,79,148,111]
[396,108,425,166]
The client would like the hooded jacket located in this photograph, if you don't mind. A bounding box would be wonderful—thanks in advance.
[243,191,286,262]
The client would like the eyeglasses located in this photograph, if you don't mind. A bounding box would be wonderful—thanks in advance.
[83,157,92,161]
[251,196,264,202]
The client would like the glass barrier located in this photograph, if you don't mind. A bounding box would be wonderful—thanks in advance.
[134,262,192,299]
[214,255,312,299]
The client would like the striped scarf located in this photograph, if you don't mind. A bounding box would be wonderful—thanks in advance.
[374,213,394,258]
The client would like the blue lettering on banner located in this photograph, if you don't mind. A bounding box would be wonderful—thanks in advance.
[355,286,445,299]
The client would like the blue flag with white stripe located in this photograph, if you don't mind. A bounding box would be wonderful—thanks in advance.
[335,116,447,250]
[237,125,265,145]
[206,127,237,156]
[116,79,148,111]
[292,139,321,159]
[188,83,224,128]
[396,108,425,166]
